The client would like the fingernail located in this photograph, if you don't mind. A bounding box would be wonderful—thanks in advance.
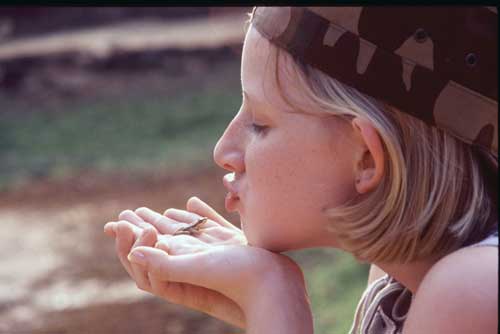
[128,250,147,265]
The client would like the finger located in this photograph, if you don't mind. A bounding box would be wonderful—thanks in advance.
[104,221,117,237]
[160,222,227,244]
[119,209,156,230]
[155,239,208,255]
[185,196,237,230]
[155,240,170,252]
[193,226,241,244]
[113,220,145,240]
[128,246,234,293]
[115,221,136,279]
[158,232,218,247]
[130,227,158,292]
[164,207,200,224]
[135,207,187,234]
[107,221,142,238]
[156,234,208,250]
[148,271,171,303]
[147,275,245,329]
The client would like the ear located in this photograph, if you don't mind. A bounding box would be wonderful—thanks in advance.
[351,117,385,194]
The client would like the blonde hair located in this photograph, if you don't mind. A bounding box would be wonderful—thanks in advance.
[270,42,498,264]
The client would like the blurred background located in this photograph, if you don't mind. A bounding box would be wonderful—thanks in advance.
[0,7,369,334]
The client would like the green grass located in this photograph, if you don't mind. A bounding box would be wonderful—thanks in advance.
[288,248,369,334]
[0,75,241,190]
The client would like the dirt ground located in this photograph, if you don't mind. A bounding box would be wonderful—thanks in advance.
[0,166,242,334]
[0,11,247,334]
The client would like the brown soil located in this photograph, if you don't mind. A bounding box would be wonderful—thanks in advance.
[0,166,242,334]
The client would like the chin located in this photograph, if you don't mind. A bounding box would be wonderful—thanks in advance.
[245,233,294,253]
[249,242,289,253]
[241,217,301,252]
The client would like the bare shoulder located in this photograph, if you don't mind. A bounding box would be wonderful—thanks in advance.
[403,246,498,334]
[367,264,386,286]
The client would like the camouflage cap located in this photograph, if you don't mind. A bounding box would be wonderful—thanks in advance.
[250,7,498,157]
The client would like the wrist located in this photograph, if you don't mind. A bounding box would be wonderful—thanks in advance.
[245,258,314,334]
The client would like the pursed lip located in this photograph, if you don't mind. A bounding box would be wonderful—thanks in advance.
[223,173,241,198]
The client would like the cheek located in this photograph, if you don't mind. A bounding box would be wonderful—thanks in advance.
[248,140,354,208]
[246,140,300,207]
[240,143,296,244]
[241,132,357,250]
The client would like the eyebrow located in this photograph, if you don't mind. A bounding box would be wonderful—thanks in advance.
[242,91,256,120]
[242,90,265,117]
[242,90,264,110]
[242,90,255,110]
[243,88,296,116]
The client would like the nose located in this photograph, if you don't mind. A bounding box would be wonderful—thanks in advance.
[213,117,245,173]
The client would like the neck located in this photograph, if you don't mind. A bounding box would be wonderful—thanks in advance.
[374,256,442,294]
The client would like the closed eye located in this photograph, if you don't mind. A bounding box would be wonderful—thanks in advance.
[251,123,268,134]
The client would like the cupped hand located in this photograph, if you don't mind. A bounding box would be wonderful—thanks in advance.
[104,196,247,246]
[128,241,306,322]
[103,196,249,328]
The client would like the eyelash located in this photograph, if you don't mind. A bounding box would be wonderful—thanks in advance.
[251,123,268,134]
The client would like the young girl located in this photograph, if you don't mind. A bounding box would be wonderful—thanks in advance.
[104,7,498,333]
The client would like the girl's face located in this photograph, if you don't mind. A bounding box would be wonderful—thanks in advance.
[213,27,360,252]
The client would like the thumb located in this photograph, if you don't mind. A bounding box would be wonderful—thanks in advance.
[186,196,236,229]
[128,245,272,308]
[128,246,224,290]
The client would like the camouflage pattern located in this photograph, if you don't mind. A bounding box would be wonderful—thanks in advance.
[251,7,498,156]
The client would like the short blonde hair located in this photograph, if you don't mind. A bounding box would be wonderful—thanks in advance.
[270,41,498,264]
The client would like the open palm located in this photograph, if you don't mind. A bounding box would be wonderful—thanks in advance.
[104,196,247,328]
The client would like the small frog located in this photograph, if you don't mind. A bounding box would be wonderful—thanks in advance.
[173,217,208,236]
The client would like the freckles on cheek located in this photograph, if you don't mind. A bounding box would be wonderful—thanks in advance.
[246,135,304,210]
[252,167,282,202]
[245,166,280,216]
[255,167,300,215]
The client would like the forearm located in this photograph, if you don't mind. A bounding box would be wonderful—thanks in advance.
[245,271,314,334]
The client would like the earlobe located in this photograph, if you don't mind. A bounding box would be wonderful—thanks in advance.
[352,117,385,194]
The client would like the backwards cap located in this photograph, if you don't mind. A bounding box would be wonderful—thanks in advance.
[250,7,498,157]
